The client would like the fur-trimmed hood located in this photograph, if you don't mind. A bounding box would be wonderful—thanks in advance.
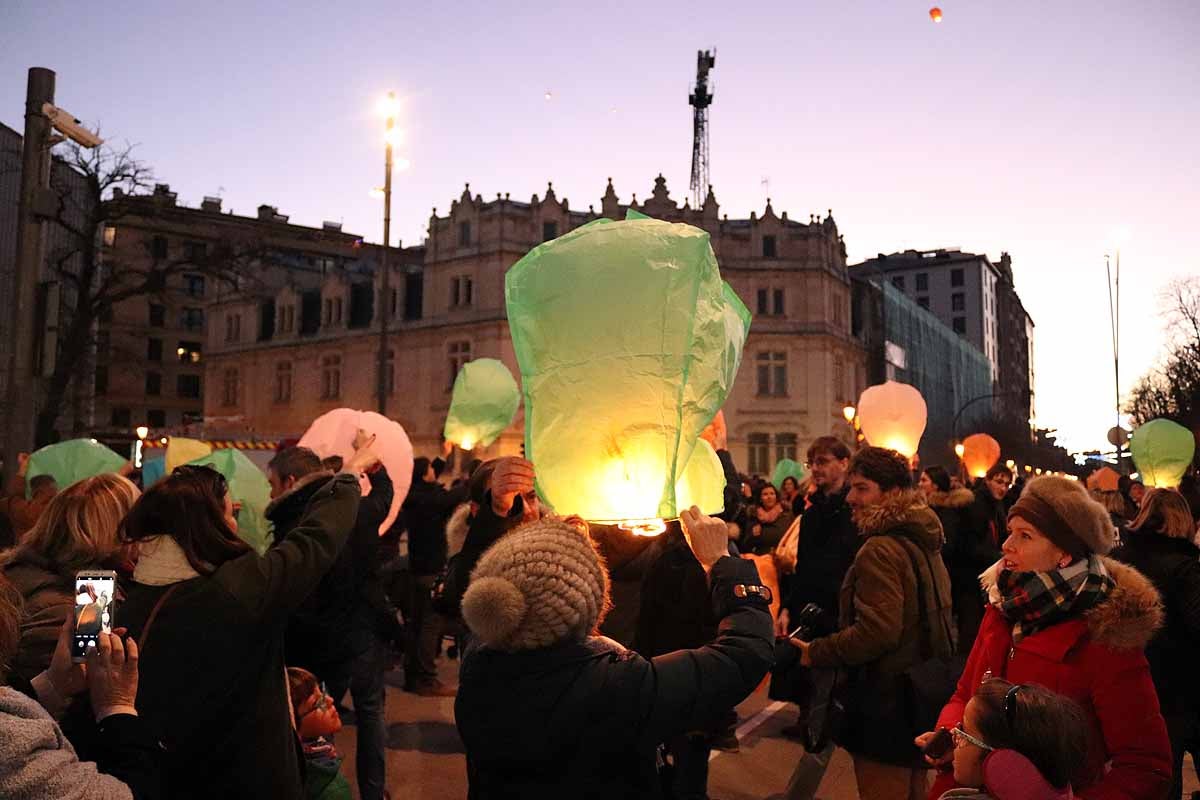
[927,488,975,510]
[446,503,471,560]
[980,556,1163,651]
[853,489,945,552]
[264,470,335,520]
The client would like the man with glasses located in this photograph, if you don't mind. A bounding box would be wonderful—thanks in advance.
[949,464,1014,649]
[775,435,859,739]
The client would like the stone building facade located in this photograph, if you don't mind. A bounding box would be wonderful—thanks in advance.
[205,175,866,475]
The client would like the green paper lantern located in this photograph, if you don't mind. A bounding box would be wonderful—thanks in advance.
[443,358,521,451]
[26,439,126,497]
[186,449,273,554]
[771,458,807,489]
[675,438,726,514]
[506,212,749,525]
[1130,419,1196,489]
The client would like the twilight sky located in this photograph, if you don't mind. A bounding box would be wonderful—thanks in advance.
[3,0,1198,454]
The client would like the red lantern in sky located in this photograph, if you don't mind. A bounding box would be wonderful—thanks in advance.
[929,6,943,23]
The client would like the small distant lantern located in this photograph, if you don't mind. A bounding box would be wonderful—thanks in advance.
[443,358,521,452]
[772,458,807,489]
[856,380,927,458]
[961,433,1001,479]
[929,6,943,23]
[1130,418,1196,488]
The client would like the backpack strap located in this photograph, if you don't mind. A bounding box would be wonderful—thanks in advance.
[137,584,180,653]
[893,536,955,659]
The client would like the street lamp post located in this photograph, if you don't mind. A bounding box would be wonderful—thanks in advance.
[1105,250,1122,471]
[376,92,396,416]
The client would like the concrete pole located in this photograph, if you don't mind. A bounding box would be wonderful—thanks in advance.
[2,67,54,481]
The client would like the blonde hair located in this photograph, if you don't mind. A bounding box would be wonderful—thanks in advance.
[1090,489,1127,516]
[5,473,140,576]
[1130,488,1196,540]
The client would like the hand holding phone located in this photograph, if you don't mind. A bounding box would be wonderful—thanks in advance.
[917,727,954,763]
[87,632,139,721]
[72,570,117,663]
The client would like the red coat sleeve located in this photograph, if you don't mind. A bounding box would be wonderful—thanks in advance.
[1078,645,1171,800]
[936,607,1004,731]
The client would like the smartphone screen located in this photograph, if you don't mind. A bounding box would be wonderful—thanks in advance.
[73,572,116,660]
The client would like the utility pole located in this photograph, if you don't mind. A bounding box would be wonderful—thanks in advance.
[2,67,55,481]
[688,49,716,209]
[1106,252,1122,470]
[376,92,396,416]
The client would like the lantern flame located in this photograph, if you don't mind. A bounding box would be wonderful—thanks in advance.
[459,436,475,451]
[619,518,668,537]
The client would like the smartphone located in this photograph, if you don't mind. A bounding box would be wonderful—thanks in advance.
[788,624,808,640]
[72,569,117,662]
[922,727,954,760]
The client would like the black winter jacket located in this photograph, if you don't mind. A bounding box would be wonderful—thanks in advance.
[455,556,773,799]
[633,527,715,657]
[949,488,1006,582]
[402,478,469,576]
[1111,530,1200,712]
[437,492,527,621]
[121,473,361,800]
[785,486,860,622]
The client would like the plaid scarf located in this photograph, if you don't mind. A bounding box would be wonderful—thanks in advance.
[996,555,1115,643]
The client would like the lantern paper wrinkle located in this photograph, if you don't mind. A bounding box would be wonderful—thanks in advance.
[856,381,928,459]
[1130,419,1195,489]
[506,214,748,523]
[444,358,521,450]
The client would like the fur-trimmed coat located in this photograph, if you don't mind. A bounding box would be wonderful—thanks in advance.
[930,558,1171,800]
[807,489,953,676]
[928,488,975,585]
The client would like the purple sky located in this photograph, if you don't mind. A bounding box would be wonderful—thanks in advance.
[4,0,1198,454]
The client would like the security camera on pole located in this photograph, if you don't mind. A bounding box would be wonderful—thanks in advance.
[1,68,103,481]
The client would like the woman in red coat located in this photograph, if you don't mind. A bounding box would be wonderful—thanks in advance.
[918,476,1172,800]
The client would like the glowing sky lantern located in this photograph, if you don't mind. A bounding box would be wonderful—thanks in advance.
[772,458,807,489]
[165,437,212,473]
[1130,419,1196,488]
[856,380,927,458]
[961,433,1001,479]
[1086,465,1120,493]
[443,358,521,451]
[929,6,943,23]
[25,439,126,497]
[506,211,750,532]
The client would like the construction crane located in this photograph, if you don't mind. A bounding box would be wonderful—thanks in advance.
[689,49,716,208]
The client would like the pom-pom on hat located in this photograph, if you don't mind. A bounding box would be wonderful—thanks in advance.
[1009,476,1116,559]
[462,518,611,652]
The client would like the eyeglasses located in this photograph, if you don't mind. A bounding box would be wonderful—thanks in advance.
[298,681,331,720]
[951,726,994,752]
[1003,683,1021,729]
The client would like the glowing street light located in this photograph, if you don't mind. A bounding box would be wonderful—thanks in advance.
[842,405,857,424]
[954,442,965,459]
[135,426,149,440]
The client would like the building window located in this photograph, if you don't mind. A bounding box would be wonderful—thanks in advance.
[279,304,295,334]
[748,433,771,474]
[147,409,166,428]
[321,355,342,400]
[183,274,205,297]
[451,276,474,308]
[177,341,202,364]
[773,289,785,316]
[448,340,471,390]
[110,407,131,428]
[916,272,929,292]
[385,349,396,396]
[951,292,965,312]
[221,368,239,407]
[756,289,768,315]
[150,236,168,259]
[543,221,558,242]
[917,296,930,309]
[390,288,399,319]
[762,235,777,258]
[892,275,906,291]
[183,241,207,261]
[224,313,241,342]
[145,371,162,396]
[323,298,332,326]
[334,297,342,324]
[775,433,798,464]
[177,374,201,399]
[182,307,205,331]
[275,361,292,403]
[756,351,787,397]
[315,256,336,274]
[94,365,108,394]
[951,268,964,287]
[149,303,165,327]
[834,356,847,402]
[147,338,163,361]
[832,292,843,326]
[952,317,967,334]
[458,221,471,247]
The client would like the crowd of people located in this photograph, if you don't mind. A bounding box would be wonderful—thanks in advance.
[1,424,1199,800]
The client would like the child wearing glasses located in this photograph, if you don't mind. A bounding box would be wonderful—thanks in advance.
[288,666,352,800]
[939,679,1089,800]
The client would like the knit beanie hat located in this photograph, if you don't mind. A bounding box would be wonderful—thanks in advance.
[1008,476,1115,559]
[462,518,611,652]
